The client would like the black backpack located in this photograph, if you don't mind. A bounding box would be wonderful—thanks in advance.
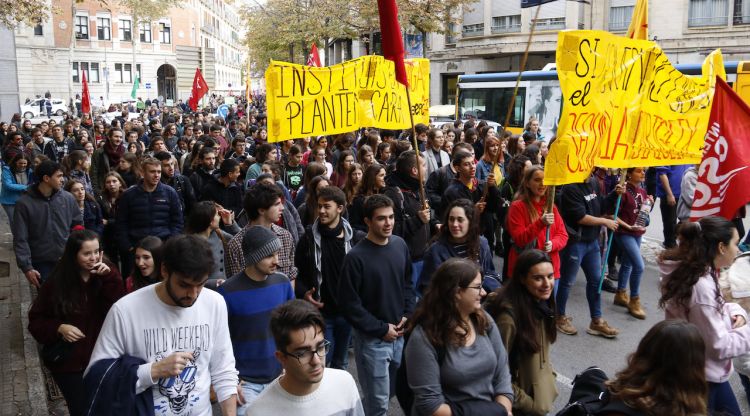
[555,367,645,416]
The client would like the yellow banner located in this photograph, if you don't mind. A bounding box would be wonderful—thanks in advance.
[544,30,725,185]
[265,56,430,142]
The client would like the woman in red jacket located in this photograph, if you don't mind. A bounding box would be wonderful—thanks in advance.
[28,230,125,416]
[506,165,568,287]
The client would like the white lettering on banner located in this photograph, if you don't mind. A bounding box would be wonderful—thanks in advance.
[691,121,748,217]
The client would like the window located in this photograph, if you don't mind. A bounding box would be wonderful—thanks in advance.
[445,23,458,46]
[119,19,132,41]
[531,17,566,30]
[491,15,521,33]
[72,62,89,83]
[688,0,728,27]
[735,0,750,24]
[33,18,43,36]
[89,63,100,83]
[159,22,171,44]
[462,23,484,37]
[139,22,152,43]
[608,6,633,31]
[136,64,142,80]
[97,17,111,40]
[75,15,88,39]
[115,63,133,83]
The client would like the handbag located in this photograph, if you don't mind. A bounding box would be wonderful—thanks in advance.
[41,339,74,365]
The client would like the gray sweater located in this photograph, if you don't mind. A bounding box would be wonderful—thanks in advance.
[405,314,514,416]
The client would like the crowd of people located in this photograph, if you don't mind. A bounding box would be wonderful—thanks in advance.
[3,95,750,416]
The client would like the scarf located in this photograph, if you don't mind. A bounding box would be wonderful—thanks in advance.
[318,220,345,313]
[104,141,125,167]
[395,171,421,192]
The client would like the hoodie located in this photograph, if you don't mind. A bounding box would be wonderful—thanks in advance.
[660,259,750,383]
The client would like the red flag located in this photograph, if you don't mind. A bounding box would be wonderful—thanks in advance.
[306,43,321,67]
[188,68,209,111]
[377,0,408,87]
[81,70,91,115]
[690,77,750,221]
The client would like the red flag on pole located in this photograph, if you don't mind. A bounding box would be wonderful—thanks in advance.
[81,70,91,115]
[377,0,408,87]
[188,68,209,111]
[306,43,322,67]
[689,77,750,221]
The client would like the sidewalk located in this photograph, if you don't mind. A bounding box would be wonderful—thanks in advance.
[0,215,50,415]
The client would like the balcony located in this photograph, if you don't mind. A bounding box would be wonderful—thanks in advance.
[531,17,566,31]
[491,22,521,34]
[462,23,484,37]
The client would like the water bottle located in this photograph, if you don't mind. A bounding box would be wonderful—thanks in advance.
[635,199,652,228]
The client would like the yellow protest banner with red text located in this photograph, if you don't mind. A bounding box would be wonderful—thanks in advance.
[265,56,430,142]
[544,30,725,185]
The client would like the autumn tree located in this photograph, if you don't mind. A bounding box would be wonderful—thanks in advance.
[0,0,51,28]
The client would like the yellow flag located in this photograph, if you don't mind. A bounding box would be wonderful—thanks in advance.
[626,0,648,40]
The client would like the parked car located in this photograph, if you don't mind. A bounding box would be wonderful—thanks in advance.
[21,98,67,119]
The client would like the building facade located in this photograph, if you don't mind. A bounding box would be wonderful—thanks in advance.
[13,0,245,107]
[427,0,750,105]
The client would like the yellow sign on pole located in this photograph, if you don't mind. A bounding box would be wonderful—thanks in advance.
[265,56,430,142]
[544,30,725,185]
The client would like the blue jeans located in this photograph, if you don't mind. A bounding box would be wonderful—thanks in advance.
[35,261,57,285]
[740,373,750,406]
[237,380,270,415]
[556,240,602,320]
[614,234,644,297]
[324,313,352,370]
[411,260,423,294]
[353,330,404,416]
[708,381,742,416]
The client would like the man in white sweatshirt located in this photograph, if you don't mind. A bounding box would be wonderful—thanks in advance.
[87,234,241,416]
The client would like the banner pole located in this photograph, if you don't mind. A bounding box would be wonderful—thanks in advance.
[406,85,427,209]
[483,3,542,200]
[598,171,628,294]
[545,185,555,243]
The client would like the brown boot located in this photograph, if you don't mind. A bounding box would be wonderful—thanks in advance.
[587,318,619,338]
[613,289,629,307]
[628,296,646,320]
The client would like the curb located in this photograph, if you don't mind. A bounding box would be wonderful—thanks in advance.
[0,219,49,415]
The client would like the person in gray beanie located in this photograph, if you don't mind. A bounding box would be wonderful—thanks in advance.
[217,225,294,413]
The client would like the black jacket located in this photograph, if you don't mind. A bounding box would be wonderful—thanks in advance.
[189,167,214,200]
[383,172,435,261]
[200,174,244,216]
[425,164,456,219]
[115,182,184,251]
[559,178,618,243]
[162,173,197,215]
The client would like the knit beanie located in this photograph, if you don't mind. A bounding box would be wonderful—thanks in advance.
[242,226,281,266]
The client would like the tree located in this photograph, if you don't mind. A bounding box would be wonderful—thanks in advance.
[0,0,51,28]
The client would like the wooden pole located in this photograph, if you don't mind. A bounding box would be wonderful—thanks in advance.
[598,171,628,293]
[483,4,543,200]
[406,85,427,208]
[545,185,555,243]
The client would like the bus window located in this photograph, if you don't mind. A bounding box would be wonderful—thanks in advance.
[459,87,525,128]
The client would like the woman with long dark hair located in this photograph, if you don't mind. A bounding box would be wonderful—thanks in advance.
[343,162,363,205]
[330,149,354,188]
[420,199,498,294]
[405,258,513,415]
[28,230,124,416]
[605,320,707,416]
[125,236,163,293]
[485,249,558,416]
[348,163,386,232]
[96,172,127,274]
[65,179,103,236]
[659,216,748,415]
[186,201,240,280]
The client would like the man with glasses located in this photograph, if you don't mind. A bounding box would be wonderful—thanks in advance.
[217,225,294,414]
[247,299,364,415]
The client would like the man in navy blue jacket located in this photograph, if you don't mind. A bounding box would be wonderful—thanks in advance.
[115,157,183,275]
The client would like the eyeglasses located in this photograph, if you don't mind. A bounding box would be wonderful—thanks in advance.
[464,284,484,292]
[283,340,331,364]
